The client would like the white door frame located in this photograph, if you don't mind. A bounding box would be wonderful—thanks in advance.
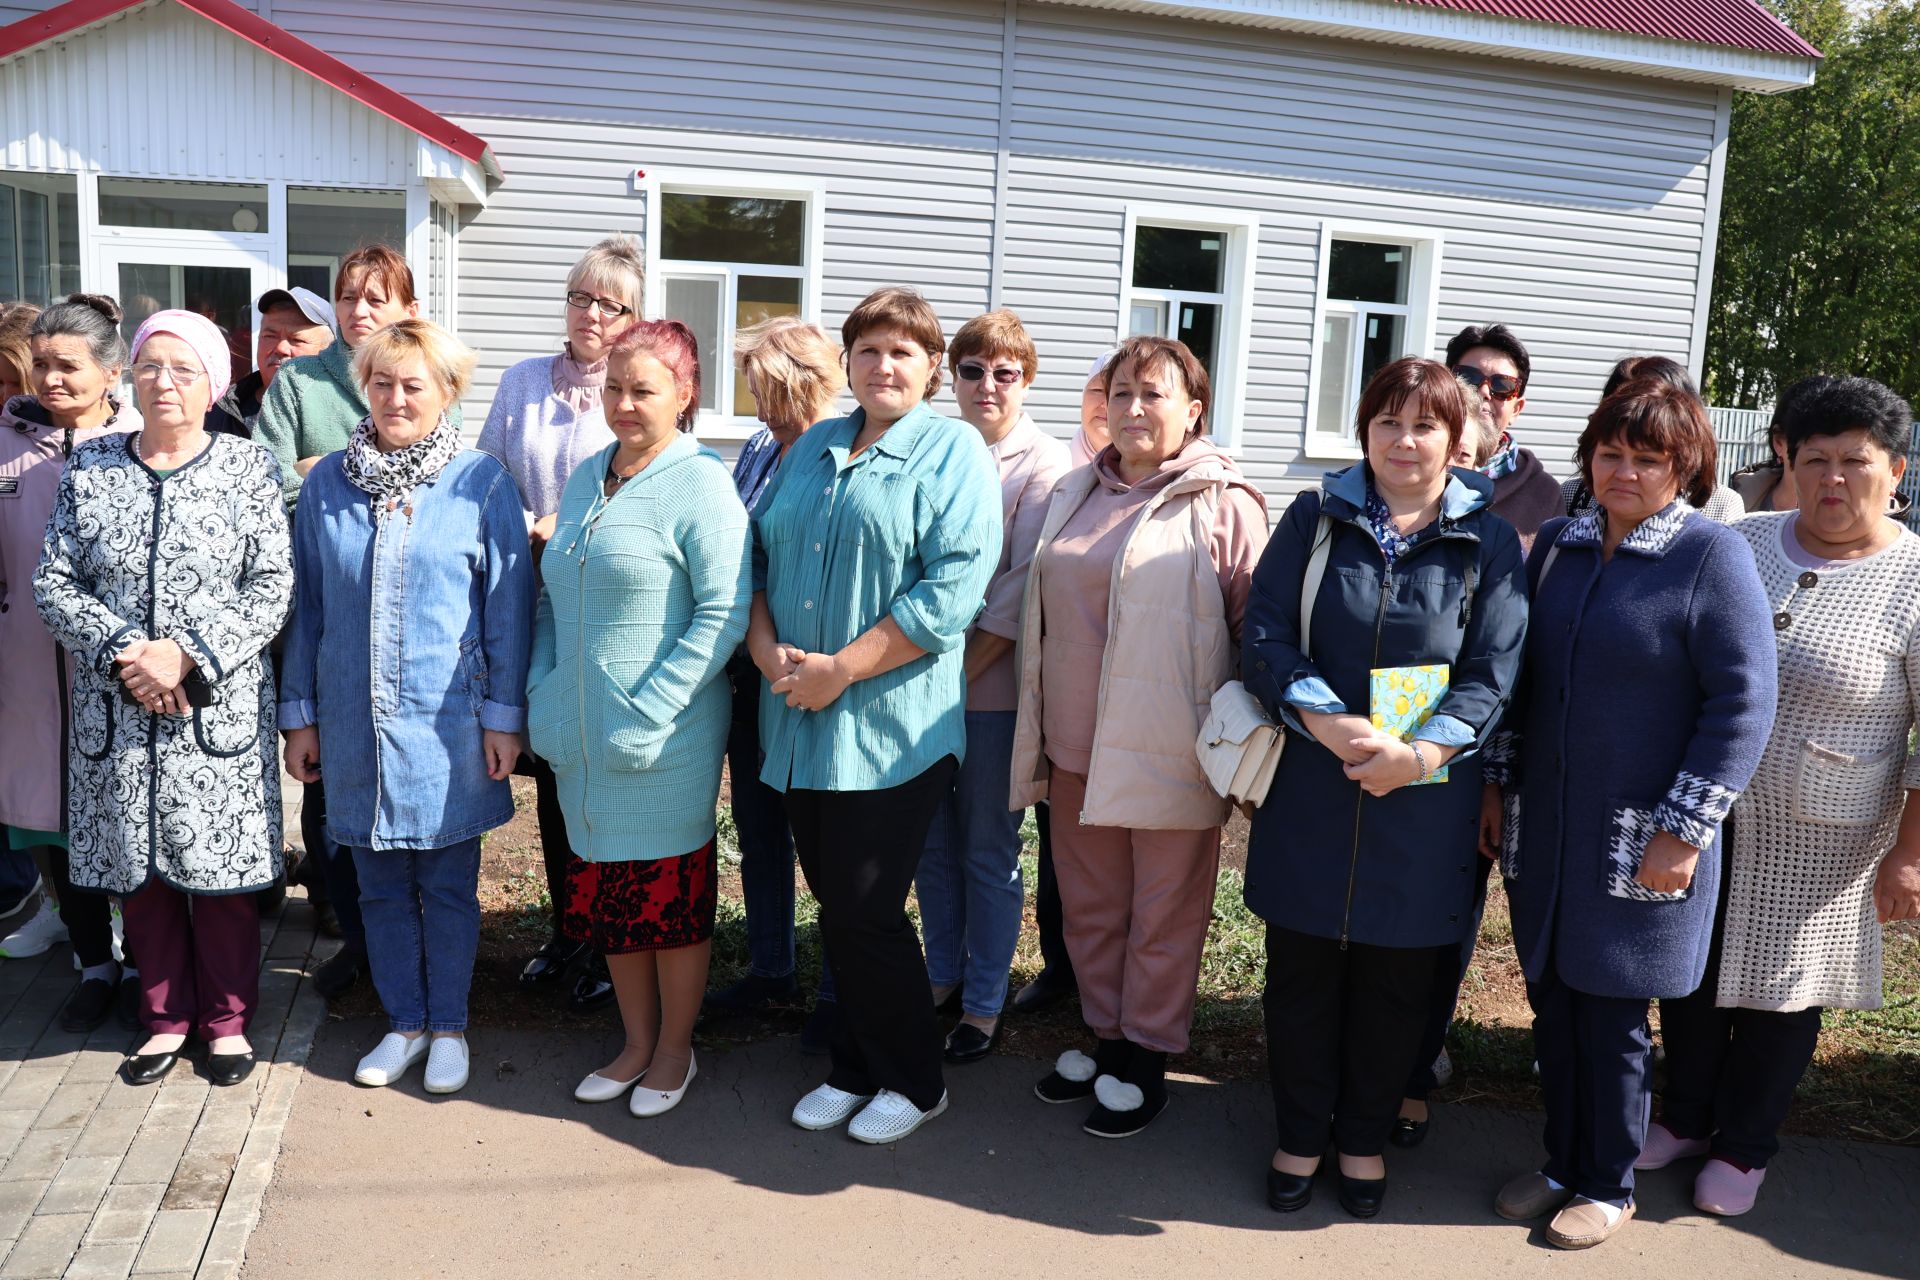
[92,235,278,381]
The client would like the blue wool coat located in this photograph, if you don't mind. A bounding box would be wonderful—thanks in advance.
[1242,464,1529,948]
[1502,504,1777,999]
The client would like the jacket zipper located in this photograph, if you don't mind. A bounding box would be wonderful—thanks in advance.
[573,496,603,843]
[1340,550,1392,950]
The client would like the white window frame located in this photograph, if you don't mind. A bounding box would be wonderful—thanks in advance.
[1302,221,1445,461]
[637,170,826,443]
[1116,203,1259,451]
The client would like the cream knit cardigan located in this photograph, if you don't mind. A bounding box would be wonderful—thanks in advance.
[1721,513,1920,1011]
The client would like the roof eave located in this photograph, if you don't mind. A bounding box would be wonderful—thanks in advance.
[1040,0,1819,94]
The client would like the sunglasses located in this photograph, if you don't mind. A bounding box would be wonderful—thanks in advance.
[956,362,1024,386]
[1451,365,1524,401]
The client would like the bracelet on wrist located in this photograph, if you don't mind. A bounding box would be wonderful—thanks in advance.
[1410,741,1430,783]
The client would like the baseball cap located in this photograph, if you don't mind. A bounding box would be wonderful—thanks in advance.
[255,286,337,336]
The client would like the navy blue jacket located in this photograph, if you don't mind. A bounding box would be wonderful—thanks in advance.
[1242,464,1529,948]
[1504,504,1777,999]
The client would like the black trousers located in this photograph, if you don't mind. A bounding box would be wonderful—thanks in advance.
[784,756,956,1113]
[1032,800,1074,983]
[1529,965,1652,1204]
[510,754,572,935]
[50,847,120,970]
[1657,870,1821,1169]
[1405,855,1494,1099]
[1263,926,1440,1158]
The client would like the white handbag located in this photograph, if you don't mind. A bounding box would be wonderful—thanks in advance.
[1196,513,1332,807]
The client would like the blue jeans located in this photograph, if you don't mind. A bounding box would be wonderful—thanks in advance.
[914,710,1023,1018]
[352,838,481,1033]
[729,659,835,1001]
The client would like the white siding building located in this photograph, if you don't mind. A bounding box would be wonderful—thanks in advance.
[0,0,1817,508]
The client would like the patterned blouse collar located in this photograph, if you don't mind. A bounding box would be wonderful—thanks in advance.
[1559,498,1694,558]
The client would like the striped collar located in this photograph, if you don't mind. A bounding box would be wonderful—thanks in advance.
[1558,498,1694,557]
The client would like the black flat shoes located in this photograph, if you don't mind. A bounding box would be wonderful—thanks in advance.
[1388,1114,1430,1148]
[943,1021,1000,1064]
[1267,1167,1315,1213]
[122,1051,178,1087]
[1338,1172,1388,1219]
[207,1052,256,1087]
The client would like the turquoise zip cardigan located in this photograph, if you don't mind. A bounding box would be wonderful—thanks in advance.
[527,434,751,860]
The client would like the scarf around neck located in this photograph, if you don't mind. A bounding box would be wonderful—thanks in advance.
[551,344,609,415]
[343,414,462,520]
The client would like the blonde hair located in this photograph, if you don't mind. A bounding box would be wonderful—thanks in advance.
[351,318,478,402]
[566,235,645,316]
[735,316,844,430]
[0,303,39,394]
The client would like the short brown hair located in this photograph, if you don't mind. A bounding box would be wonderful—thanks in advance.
[735,316,844,431]
[1575,377,1717,507]
[1103,335,1212,431]
[949,310,1037,384]
[1354,356,1466,453]
[842,286,946,400]
[336,244,417,309]
[0,303,38,395]
[351,318,477,403]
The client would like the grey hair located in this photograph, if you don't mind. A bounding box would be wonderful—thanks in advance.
[30,294,128,373]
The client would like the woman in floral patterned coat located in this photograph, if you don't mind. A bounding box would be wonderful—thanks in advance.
[34,310,291,1090]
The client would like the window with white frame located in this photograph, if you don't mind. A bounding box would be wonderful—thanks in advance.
[1305,226,1443,455]
[1117,206,1258,448]
[653,187,817,423]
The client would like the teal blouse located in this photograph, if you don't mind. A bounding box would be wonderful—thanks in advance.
[751,401,1001,793]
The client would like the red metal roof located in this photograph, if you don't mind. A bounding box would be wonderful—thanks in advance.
[1397,1,1820,58]
[0,0,500,172]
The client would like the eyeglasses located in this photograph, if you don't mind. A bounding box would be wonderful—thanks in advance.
[956,362,1024,386]
[132,363,206,387]
[1451,365,1524,402]
[565,290,633,319]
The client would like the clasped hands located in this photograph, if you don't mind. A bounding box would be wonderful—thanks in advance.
[1302,711,1429,798]
[753,638,851,712]
[115,638,195,716]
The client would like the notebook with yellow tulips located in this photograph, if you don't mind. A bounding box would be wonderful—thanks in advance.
[1369,664,1450,785]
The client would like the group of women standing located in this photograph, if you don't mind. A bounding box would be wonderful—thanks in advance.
[1,233,1916,1248]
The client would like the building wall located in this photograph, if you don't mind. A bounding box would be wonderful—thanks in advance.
[5,0,1730,508]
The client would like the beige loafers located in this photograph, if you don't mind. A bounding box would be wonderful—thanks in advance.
[1494,1171,1575,1221]
[1546,1197,1635,1249]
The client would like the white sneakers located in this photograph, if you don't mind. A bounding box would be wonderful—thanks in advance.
[423,1036,469,1095]
[0,901,66,959]
[354,1032,431,1087]
[791,1083,875,1130]
[849,1090,948,1144]
[355,1032,469,1093]
[629,1053,697,1118]
[791,1083,947,1143]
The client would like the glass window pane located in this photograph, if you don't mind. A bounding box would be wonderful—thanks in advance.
[1316,312,1356,437]
[287,188,407,299]
[1176,301,1219,386]
[662,276,723,412]
[1131,225,1224,292]
[19,190,48,304]
[53,190,79,299]
[1328,240,1408,305]
[99,179,269,233]
[0,186,16,301]
[1128,299,1167,338]
[661,193,804,267]
[732,276,804,417]
[1359,310,1405,400]
[113,262,253,388]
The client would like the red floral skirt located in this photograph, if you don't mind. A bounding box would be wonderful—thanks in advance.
[560,841,718,955]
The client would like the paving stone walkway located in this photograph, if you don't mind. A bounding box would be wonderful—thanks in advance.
[0,893,328,1280]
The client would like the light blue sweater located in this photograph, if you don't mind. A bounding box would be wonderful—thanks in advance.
[526,433,751,860]
[475,355,616,522]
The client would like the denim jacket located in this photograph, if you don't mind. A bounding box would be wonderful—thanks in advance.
[279,447,533,850]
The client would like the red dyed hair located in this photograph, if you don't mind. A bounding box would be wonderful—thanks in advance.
[1576,377,1717,507]
[1354,356,1467,452]
[335,244,417,308]
[610,319,702,431]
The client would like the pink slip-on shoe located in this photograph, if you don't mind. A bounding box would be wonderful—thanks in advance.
[1694,1158,1766,1216]
[1635,1121,1711,1170]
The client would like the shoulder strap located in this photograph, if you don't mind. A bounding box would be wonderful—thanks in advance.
[1537,541,1562,589]
[1299,511,1334,658]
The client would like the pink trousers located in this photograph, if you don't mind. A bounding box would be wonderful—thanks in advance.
[1046,769,1221,1054]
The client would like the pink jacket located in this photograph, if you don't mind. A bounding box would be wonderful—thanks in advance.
[0,394,140,831]
[971,414,1070,711]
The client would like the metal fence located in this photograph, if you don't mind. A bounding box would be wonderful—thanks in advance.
[1709,403,1920,523]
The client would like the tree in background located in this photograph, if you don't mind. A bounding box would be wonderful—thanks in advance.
[1707,0,1920,408]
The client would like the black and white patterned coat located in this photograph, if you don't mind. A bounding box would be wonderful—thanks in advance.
[33,432,292,895]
